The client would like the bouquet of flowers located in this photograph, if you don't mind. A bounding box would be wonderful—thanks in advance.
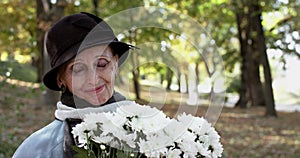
[72,101,223,158]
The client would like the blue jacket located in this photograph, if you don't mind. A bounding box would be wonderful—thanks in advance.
[13,120,65,158]
[13,92,126,158]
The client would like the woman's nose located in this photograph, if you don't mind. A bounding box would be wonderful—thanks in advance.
[85,69,99,85]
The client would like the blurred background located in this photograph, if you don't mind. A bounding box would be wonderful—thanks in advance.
[0,0,299,157]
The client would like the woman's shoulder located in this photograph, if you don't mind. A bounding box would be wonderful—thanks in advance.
[12,120,65,158]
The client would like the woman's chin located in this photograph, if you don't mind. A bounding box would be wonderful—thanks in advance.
[87,98,108,106]
[81,90,112,106]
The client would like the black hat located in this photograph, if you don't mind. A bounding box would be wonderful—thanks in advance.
[43,12,132,91]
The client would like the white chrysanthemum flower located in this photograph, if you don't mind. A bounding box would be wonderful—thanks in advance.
[93,135,113,144]
[208,128,221,142]
[131,115,171,134]
[116,101,159,116]
[79,112,138,149]
[161,119,187,140]
[116,102,171,133]
[176,113,201,133]
[139,133,171,157]
[209,141,223,158]
[83,113,103,122]
[72,123,85,138]
[195,143,211,158]
[177,114,210,135]
[100,144,106,150]
[166,148,181,158]
[105,112,127,128]
[72,122,91,147]
[71,102,223,158]
[96,116,137,148]
[176,113,223,158]
[176,131,198,156]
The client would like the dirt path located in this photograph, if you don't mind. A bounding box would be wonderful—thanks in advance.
[1,81,300,157]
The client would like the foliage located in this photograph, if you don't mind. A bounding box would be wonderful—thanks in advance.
[163,0,239,68]
[72,142,142,158]
[0,59,37,82]
[162,0,299,92]
[0,0,299,93]
[263,0,300,65]
[0,0,36,59]
[65,0,143,18]
[226,75,240,94]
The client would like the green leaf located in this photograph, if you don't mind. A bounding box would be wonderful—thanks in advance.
[72,146,96,158]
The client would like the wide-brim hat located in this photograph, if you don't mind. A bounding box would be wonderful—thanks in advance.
[43,12,133,91]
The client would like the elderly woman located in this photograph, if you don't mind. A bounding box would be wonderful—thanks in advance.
[13,12,133,158]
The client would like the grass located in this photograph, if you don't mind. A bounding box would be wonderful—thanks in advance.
[0,78,300,158]
[0,60,38,83]
[0,79,51,158]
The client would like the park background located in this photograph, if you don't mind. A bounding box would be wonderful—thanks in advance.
[0,0,300,157]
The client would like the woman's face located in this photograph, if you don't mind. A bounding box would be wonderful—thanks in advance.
[58,45,118,106]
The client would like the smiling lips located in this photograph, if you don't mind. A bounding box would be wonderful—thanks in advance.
[85,85,105,94]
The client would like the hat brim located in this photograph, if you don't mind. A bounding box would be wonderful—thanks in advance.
[43,41,132,91]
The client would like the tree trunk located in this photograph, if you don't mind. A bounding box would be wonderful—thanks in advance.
[132,69,140,100]
[36,0,46,82]
[92,0,99,16]
[251,0,277,116]
[185,73,188,93]
[129,47,140,100]
[248,0,266,107]
[248,49,265,106]
[177,66,181,92]
[195,59,200,87]
[235,11,249,108]
[128,18,140,99]
[166,67,173,91]
[36,0,67,105]
[187,65,198,105]
[234,0,266,108]
[160,72,164,85]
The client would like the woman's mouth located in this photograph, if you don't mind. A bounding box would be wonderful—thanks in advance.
[85,85,105,94]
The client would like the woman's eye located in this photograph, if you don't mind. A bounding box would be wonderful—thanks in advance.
[72,64,85,74]
[97,59,109,68]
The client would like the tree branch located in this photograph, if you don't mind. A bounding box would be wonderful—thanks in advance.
[269,15,294,32]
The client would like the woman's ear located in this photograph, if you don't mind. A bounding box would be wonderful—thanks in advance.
[56,64,67,88]
[114,55,119,63]
[113,55,119,68]
[56,74,64,88]
[112,55,119,75]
